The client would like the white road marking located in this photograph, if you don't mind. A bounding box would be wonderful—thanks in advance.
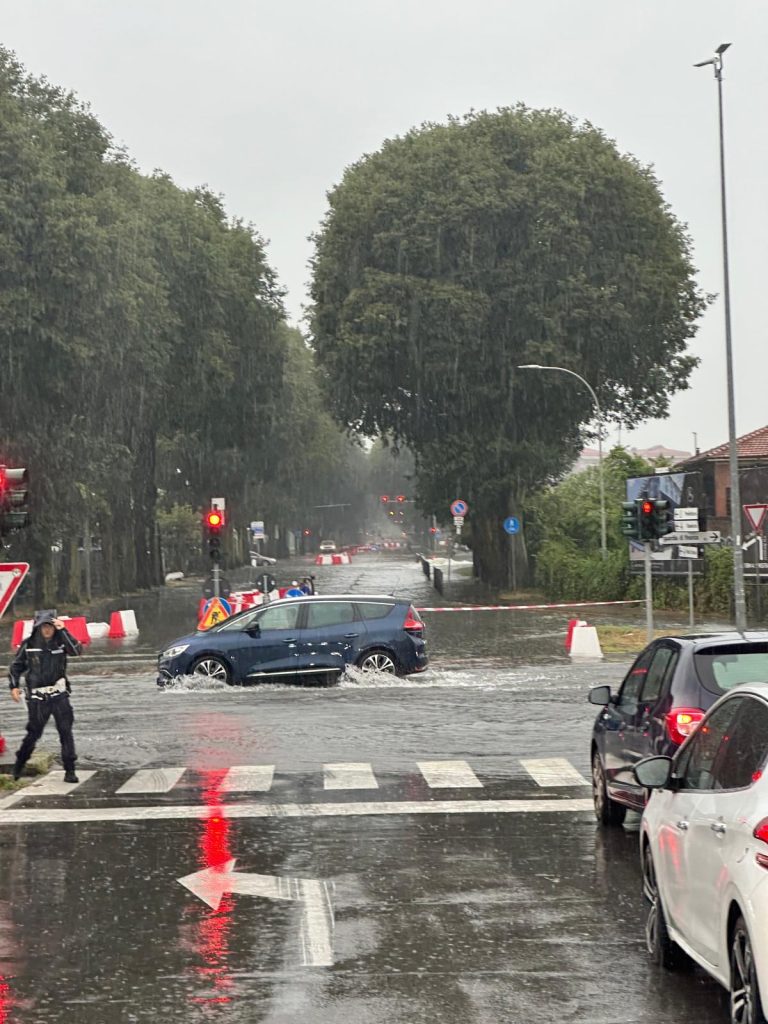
[220,765,275,793]
[178,860,334,967]
[323,762,378,790]
[116,767,186,795]
[0,797,593,825]
[418,760,483,788]
[0,770,96,808]
[520,758,589,788]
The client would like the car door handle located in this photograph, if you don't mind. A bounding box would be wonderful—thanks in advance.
[344,633,359,638]
[282,638,298,644]
[710,822,727,835]
[676,820,689,831]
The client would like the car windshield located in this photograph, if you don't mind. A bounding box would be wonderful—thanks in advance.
[694,643,768,694]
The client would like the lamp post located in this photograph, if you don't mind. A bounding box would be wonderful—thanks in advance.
[694,43,747,633]
[518,364,607,558]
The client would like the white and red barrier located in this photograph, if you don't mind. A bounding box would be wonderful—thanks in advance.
[107,610,139,639]
[416,599,643,613]
[569,623,603,659]
[11,614,95,648]
[315,553,352,566]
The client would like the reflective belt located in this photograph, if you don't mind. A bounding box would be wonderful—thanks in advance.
[30,678,67,700]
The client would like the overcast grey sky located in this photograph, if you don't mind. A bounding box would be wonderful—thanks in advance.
[2,1,765,454]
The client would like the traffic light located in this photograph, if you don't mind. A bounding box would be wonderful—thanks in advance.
[621,501,640,540]
[639,499,655,542]
[0,466,29,534]
[652,500,674,539]
[396,495,406,503]
[205,509,225,561]
[380,495,389,504]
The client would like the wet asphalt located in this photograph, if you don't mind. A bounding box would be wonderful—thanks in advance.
[0,555,730,1022]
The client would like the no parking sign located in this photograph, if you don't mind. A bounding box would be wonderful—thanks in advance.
[450,499,468,517]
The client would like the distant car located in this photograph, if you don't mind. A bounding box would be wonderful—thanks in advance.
[318,540,337,553]
[635,683,768,1022]
[157,594,428,686]
[589,633,768,825]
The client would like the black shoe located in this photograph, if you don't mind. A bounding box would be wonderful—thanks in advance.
[63,770,79,784]
[12,767,23,782]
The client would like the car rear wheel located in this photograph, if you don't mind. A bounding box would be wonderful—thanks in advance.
[730,916,766,1024]
[592,751,626,826]
[357,650,398,675]
[643,843,684,970]
[190,656,231,685]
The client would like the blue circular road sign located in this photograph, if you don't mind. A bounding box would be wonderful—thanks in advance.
[450,499,468,516]
[503,516,521,535]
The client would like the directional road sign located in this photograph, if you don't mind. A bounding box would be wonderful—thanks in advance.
[658,531,721,546]
[503,516,521,535]
[744,504,768,532]
[450,499,468,517]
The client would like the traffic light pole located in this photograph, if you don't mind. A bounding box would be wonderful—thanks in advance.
[212,561,220,600]
[644,543,654,643]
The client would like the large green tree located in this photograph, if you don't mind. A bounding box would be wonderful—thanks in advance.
[310,106,707,585]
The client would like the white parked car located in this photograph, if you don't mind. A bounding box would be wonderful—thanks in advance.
[635,683,768,1024]
[318,540,337,553]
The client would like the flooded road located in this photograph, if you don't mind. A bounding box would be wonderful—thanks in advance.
[0,554,732,1022]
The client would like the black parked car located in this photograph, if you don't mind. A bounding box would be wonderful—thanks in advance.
[589,632,768,825]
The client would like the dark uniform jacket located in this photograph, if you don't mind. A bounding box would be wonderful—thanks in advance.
[8,627,83,697]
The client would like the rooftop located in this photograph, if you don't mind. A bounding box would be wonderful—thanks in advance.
[683,424,768,464]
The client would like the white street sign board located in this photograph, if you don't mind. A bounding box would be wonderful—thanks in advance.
[250,520,265,539]
[674,507,699,520]
[744,504,768,532]
[211,496,226,510]
[678,545,700,559]
[659,531,721,546]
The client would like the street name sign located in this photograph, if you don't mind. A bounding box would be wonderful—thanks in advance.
[0,562,29,620]
[678,545,700,559]
[659,531,721,546]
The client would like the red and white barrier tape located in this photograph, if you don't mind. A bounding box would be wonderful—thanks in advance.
[416,599,643,613]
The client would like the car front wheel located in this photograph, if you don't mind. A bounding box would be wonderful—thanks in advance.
[190,656,232,685]
[592,751,626,826]
[731,916,766,1024]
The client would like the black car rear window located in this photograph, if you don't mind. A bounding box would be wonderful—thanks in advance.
[357,602,395,620]
[694,643,768,695]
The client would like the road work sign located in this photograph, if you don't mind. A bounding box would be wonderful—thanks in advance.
[198,597,232,629]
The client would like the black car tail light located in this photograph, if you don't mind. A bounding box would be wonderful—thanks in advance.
[664,708,705,746]
[403,606,424,634]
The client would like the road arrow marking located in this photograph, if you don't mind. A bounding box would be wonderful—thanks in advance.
[177,858,334,967]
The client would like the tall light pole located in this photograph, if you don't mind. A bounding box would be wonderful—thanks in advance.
[695,43,747,632]
[518,364,607,558]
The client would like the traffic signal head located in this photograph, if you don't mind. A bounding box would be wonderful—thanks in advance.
[396,495,406,503]
[639,499,655,541]
[652,499,673,538]
[0,465,29,533]
[205,510,224,530]
[621,501,640,540]
[380,495,389,504]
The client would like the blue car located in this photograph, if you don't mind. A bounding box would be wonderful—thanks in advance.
[157,594,428,686]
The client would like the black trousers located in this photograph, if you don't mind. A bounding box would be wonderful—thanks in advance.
[15,694,77,772]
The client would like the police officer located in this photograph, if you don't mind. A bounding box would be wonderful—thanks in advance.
[8,610,83,783]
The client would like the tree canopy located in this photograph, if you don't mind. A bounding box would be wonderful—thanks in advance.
[310,106,707,584]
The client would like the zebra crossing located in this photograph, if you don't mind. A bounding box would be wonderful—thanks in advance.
[0,757,589,809]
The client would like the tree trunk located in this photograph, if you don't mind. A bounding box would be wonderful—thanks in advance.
[471,506,529,590]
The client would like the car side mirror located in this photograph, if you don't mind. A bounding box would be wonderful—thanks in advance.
[246,625,261,637]
[588,685,612,706]
[633,756,673,789]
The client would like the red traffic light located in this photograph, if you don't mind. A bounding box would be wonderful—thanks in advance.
[303,529,312,536]
[429,527,437,534]
[396,495,406,503]
[380,495,389,504]
[205,510,224,529]
[641,500,653,516]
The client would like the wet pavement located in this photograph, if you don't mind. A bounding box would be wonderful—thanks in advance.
[0,555,733,1022]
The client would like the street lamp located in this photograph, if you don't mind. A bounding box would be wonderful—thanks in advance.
[694,43,747,633]
[518,364,607,558]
